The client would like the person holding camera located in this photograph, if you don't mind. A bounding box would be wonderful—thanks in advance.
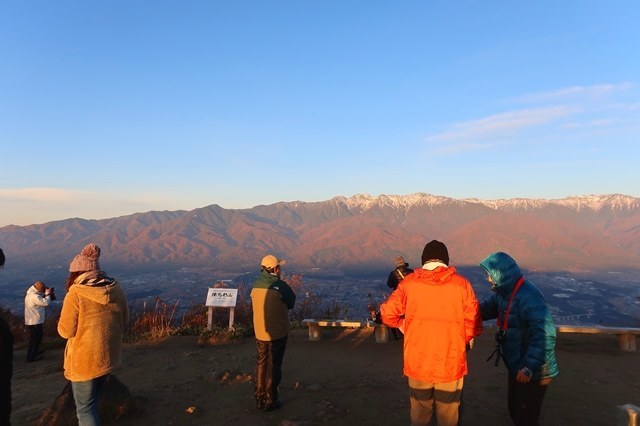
[385,255,414,340]
[24,281,54,362]
[479,252,558,426]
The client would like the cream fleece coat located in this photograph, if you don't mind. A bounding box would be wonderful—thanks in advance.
[24,285,51,325]
[58,273,129,381]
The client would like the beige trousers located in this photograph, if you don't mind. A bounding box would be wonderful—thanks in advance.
[408,376,464,426]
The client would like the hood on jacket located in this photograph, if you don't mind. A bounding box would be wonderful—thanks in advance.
[479,252,522,296]
[26,285,43,297]
[412,265,457,284]
[72,271,119,305]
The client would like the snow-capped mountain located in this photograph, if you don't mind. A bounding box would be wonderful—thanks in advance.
[1,193,639,275]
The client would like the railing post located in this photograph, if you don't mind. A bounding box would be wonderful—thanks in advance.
[207,306,213,331]
[309,323,321,341]
[617,334,637,351]
[375,325,389,343]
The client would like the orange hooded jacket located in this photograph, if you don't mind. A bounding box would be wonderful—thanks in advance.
[380,266,482,383]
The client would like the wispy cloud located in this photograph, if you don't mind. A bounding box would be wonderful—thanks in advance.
[0,188,83,202]
[0,188,174,206]
[511,82,634,104]
[0,186,226,226]
[563,118,620,129]
[429,141,505,156]
[424,82,638,155]
[0,187,177,226]
[427,106,574,143]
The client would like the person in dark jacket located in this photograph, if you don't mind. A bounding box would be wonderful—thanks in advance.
[0,314,13,426]
[0,250,11,426]
[479,252,558,426]
[385,256,413,340]
[0,249,10,425]
[386,255,414,291]
[251,254,296,412]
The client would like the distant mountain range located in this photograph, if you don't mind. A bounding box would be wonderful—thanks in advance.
[1,193,639,276]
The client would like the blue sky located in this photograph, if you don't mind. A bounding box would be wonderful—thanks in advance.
[1,1,639,226]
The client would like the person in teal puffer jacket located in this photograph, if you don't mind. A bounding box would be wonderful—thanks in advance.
[479,252,558,426]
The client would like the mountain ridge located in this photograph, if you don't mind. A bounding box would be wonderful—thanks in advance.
[1,193,639,275]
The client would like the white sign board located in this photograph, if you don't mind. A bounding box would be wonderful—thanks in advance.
[205,288,238,307]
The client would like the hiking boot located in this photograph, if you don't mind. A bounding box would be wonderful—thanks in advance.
[263,400,282,412]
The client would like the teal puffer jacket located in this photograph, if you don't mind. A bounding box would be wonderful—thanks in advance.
[479,252,559,380]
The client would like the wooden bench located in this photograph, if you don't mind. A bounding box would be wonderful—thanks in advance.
[301,319,390,343]
[556,325,640,351]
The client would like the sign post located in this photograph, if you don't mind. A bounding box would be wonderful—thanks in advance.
[205,288,238,331]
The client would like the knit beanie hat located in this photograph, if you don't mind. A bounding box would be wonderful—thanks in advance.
[69,243,101,272]
[421,240,449,266]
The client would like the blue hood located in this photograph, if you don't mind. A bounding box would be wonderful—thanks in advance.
[480,252,522,296]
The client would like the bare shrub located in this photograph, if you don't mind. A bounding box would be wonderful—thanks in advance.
[127,298,179,341]
[0,304,65,349]
[1,306,24,343]
[175,303,208,336]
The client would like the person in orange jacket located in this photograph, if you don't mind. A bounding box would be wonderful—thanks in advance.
[380,240,483,426]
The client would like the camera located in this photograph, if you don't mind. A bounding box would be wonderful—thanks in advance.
[47,287,57,301]
[495,328,505,344]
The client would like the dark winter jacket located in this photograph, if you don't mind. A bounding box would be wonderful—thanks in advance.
[251,270,296,341]
[0,315,14,425]
[479,252,559,380]
[387,264,414,290]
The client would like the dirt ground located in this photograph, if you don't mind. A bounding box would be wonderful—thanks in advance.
[10,327,640,425]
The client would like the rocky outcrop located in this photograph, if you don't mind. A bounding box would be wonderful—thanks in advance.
[36,375,140,425]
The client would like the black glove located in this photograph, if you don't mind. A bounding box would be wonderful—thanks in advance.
[370,310,383,324]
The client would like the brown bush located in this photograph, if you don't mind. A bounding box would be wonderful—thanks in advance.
[0,305,64,350]
[0,275,352,346]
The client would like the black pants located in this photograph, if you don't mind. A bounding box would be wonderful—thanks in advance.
[507,376,550,426]
[27,324,43,362]
[0,358,11,426]
[390,327,402,340]
[254,336,288,406]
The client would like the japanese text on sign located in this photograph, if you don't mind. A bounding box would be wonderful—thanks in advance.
[205,288,238,307]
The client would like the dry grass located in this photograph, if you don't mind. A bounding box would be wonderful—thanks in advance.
[0,305,65,350]
[0,274,350,345]
[128,298,180,340]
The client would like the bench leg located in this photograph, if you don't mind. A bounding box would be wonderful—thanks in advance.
[308,324,322,341]
[617,404,640,425]
[375,326,389,343]
[617,334,637,351]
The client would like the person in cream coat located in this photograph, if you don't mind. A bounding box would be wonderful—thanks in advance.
[58,244,128,426]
